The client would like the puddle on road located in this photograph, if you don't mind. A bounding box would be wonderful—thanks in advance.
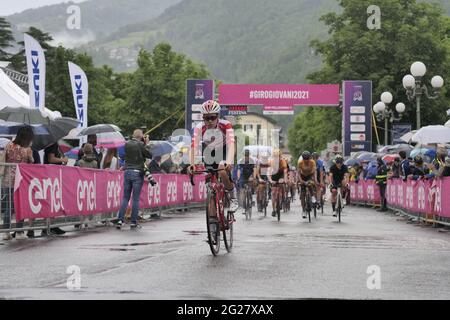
[79,247,136,252]
[79,239,183,251]
[183,230,207,235]
[80,239,182,248]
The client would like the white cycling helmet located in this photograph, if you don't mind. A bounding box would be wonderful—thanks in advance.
[201,100,221,115]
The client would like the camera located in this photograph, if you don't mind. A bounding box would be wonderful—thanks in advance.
[144,170,157,186]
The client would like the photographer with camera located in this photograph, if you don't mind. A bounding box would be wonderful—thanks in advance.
[116,129,156,230]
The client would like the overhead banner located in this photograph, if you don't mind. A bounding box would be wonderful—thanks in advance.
[218,84,340,107]
[68,62,88,129]
[185,79,214,131]
[24,34,46,111]
[342,80,373,156]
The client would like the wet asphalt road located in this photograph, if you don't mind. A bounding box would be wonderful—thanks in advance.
[0,198,449,300]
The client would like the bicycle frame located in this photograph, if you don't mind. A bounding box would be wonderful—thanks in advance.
[190,168,230,230]
[256,180,268,215]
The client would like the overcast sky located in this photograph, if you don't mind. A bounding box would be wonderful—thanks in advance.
[1,0,86,16]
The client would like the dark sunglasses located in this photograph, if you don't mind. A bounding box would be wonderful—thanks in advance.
[203,115,218,121]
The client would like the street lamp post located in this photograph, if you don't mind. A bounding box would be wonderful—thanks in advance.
[373,91,406,146]
[402,61,444,130]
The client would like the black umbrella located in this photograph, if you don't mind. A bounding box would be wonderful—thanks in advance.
[0,107,80,149]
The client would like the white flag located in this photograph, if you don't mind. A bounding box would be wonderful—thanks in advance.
[24,34,46,111]
[68,62,88,129]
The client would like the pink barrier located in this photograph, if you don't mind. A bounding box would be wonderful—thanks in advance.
[349,179,381,205]
[350,178,450,218]
[13,164,207,221]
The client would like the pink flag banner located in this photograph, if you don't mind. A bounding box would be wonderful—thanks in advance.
[13,164,206,221]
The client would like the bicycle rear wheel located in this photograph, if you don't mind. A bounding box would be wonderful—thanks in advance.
[277,189,281,221]
[306,192,312,223]
[264,190,267,217]
[206,192,220,255]
[246,188,252,220]
[321,194,324,214]
[337,194,342,223]
[223,210,234,252]
[313,203,317,219]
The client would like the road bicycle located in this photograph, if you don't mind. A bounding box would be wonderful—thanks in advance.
[190,167,234,256]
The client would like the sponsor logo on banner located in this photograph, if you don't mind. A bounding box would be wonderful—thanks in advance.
[351,124,366,132]
[263,106,294,115]
[224,105,248,116]
[350,106,366,114]
[351,134,366,141]
[106,177,121,209]
[351,144,365,150]
[24,34,46,111]
[418,185,426,211]
[191,104,203,112]
[77,175,96,211]
[192,113,203,121]
[183,181,194,201]
[29,170,64,215]
[350,115,366,123]
[68,62,88,129]
[353,86,363,101]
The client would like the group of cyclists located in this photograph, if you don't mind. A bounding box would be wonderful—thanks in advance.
[236,149,349,219]
[189,99,350,220]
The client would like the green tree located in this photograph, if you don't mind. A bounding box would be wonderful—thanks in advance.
[10,27,55,73]
[116,43,209,137]
[0,18,14,60]
[289,0,450,155]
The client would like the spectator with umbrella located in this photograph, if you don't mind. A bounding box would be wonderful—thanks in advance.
[2,126,34,240]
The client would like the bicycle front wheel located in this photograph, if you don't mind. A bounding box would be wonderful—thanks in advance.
[306,192,312,223]
[206,192,220,256]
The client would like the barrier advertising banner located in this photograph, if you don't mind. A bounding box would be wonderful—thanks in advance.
[13,164,207,221]
[349,178,450,218]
